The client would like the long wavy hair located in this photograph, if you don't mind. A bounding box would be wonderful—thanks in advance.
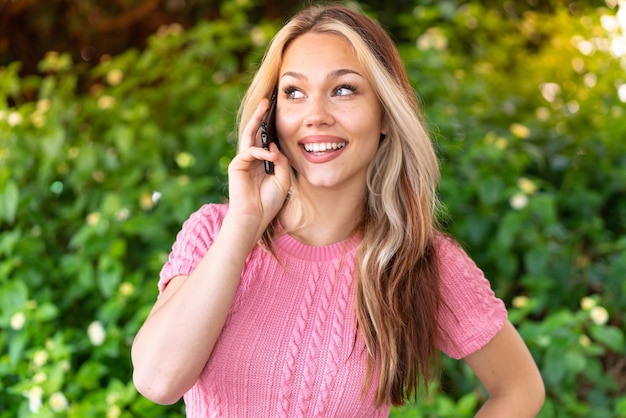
[237,3,443,407]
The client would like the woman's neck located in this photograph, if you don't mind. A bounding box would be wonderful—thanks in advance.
[279,185,366,247]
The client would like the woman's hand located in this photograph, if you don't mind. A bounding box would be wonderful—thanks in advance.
[226,98,291,237]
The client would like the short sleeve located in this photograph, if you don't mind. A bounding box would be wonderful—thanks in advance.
[435,236,508,359]
[158,204,228,294]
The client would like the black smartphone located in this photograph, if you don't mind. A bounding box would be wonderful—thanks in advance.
[260,88,278,174]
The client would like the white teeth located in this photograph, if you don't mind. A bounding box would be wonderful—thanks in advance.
[304,142,346,152]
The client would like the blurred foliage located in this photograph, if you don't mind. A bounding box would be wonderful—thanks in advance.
[1,0,625,417]
[0,0,299,77]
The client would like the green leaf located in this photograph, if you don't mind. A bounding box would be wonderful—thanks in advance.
[8,331,28,365]
[496,211,525,249]
[477,176,503,205]
[0,280,28,323]
[563,350,587,376]
[97,256,123,298]
[589,324,625,353]
[0,181,19,224]
[524,245,549,278]
[456,392,478,416]
[75,360,107,390]
[33,302,60,322]
[0,229,21,256]
[614,396,626,417]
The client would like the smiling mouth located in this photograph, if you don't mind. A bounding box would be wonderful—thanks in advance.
[303,142,346,153]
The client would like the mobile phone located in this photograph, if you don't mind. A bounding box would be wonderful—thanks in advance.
[260,88,278,174]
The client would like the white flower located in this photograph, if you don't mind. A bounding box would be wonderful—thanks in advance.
[107,404,122,418]
[36,98,51,113]
[10,312,26,330]
[33,350,48,367]
[250,26,267,48]
[512,296,530,309]
[590,306,609,325]
[517,177,537,194]
[494,138,508,149]
[106,391,120,405]
[618,84,626,103]
[24,386,43,413]
[417,28,448,52]
[115,208,130,221]
[580,296,596,311]
[540,82,561,102]
[510,123,530,139]
[88,321,106,346]
[30,112,46,128]
[97,95,116,109]
[45,338,55,350]
[60,359,71,372]
[33,371,47,384]
[8,111,23,126]
[574,38,595,55]
[583,72,597,88]
[579,334,591,347]
[567,101,580,114]
[610,35,626,57]
[509,193,529,210]
[49,391,69,412]
[86,212,101,226]
[106,69,124,86]
[120,282,134,297]
[140,193,155,211]
[151,191,162,204]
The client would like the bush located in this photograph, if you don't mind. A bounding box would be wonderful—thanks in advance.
[391,2,626,417]
[1,1,624,417]
[0,1,272,415]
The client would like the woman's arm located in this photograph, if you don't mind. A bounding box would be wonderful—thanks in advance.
[131,99,290,405]
[464,320,545,417]
[131,213,262,404]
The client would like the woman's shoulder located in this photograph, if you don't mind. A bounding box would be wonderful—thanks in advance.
[168,203,230,253]
[192,202,229,219]
[433,232,488,269]
[182,202,229,230]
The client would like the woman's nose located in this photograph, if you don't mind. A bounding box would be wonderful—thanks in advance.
[303,96,335,127]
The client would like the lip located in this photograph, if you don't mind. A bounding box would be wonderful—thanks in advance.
[298,135,347,164]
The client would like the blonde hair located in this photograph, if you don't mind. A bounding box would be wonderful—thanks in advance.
[237,4,442,406]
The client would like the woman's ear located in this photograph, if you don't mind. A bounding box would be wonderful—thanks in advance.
[380,119,388,142]
[381,116,388,136]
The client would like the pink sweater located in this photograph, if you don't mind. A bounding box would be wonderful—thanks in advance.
[159,204,507,417]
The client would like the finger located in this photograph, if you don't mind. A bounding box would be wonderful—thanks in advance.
[229,145,273,172]
[240,99,270,152]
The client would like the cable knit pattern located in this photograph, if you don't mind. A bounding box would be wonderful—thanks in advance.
[295,262,333,417]
[158,204,508,417]
[277,262,318,417]
[313,258,352,417]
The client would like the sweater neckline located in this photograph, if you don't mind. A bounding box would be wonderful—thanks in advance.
[274,229,360,261]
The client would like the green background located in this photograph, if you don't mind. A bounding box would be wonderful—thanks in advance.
[1,0,625,416]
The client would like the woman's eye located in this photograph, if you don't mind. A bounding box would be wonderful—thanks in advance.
[284,86,304,100]
[334,84,357,97]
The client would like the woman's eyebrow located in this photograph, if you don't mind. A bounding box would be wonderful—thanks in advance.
[327,68,362,79]
[280,68,363,80]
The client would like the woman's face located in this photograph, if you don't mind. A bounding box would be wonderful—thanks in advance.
[275,32,386,193]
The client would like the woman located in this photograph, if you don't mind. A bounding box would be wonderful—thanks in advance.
[132,4,545,417]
